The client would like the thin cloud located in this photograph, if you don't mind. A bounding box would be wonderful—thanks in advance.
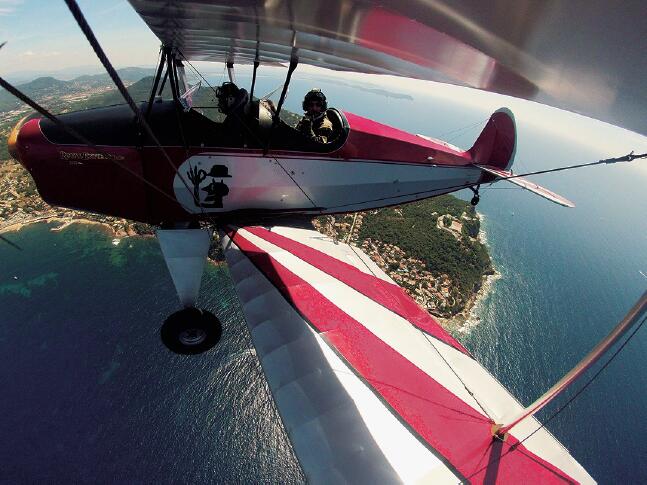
[19,49,61,58]
[94,0,127,17]
[0,0,23,16]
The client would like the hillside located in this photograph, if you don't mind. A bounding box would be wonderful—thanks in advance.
[0,68,155,113]
[0,70,304,160]
[315,196,492,317]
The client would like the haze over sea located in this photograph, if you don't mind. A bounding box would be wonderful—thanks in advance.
[1,69,646,483]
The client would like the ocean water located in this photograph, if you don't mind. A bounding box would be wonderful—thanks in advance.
[459,138,647,484]
[1,70,646,483]
[0,224,304,483]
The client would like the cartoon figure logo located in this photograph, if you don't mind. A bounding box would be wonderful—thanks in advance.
[186,164,232,208]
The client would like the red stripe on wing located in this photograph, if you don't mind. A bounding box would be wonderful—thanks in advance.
[227,228,578,484]
[244,225,469,354]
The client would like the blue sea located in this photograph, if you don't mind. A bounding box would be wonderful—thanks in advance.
[1,70,646,483]
[0,224,304,483]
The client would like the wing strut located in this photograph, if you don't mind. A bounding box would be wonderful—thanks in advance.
[249,20,260,101]
[226,60,236,84]
[145,48,166,119]
[264,54,298,155]
[494,290,647,438]
[249,60,259,101]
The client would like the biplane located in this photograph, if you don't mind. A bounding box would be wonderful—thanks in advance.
[3,0,647,483]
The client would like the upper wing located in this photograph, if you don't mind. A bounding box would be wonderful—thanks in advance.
[128,0,646,136]
[221,223,594,483]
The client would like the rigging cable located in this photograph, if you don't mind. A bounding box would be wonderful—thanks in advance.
[460,311,647,483]
[0,234,22,251]
[488,152,647,180]
[343,236,494,420]
[0,76,185,210]
[63,0,200,208]
[177,51,320,212]
[437,117,490,140]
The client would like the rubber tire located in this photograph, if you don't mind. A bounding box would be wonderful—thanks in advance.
[160,308,222,355]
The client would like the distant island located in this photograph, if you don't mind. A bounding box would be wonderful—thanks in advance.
[0,70,495,328]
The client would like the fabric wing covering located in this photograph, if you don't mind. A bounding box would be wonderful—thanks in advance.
[222,224,595,483]
[128,0,647,136]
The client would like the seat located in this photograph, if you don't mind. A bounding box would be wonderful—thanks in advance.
[326,108,343,143]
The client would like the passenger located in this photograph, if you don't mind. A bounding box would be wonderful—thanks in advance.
[215,82,250,145]
[296,89,333,144]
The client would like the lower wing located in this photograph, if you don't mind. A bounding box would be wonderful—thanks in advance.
[221,223,592,483]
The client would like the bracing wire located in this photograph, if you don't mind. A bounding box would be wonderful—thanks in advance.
[444,118,490,144]
[0,76,187,210]
[63,0,201,209]
[494,152,647,180]
[0,233,22,251]
[177,51,320,212]
[460,313,647,483]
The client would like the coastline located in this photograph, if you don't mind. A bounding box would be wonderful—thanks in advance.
[1,215,139,238]
[2,195,496,329]
[1,214,59,235]
[436,268,500,333]
[435,212,499,333]
[50,218,119,235]
[1,215,227,267]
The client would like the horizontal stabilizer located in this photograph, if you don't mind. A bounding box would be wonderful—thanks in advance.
[476,164,575,208]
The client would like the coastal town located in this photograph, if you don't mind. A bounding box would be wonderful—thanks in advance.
[313,205,493,324]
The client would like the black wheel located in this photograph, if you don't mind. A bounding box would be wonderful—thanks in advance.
[160,308,222,355]
[470,195,480,206]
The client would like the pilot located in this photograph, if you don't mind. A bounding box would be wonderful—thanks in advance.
[296,89,334,144]
[216,82,250,145]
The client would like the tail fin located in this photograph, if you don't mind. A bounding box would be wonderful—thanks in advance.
[469,107,516,171]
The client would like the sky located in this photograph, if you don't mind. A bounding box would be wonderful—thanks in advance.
[0,0,159,73]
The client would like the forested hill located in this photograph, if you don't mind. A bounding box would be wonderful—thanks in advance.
[315,196,492,317]
[359,198,491,299]
[0,67,155,113]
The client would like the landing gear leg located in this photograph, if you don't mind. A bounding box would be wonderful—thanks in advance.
[157,226,222,354]
[470,185,481,206]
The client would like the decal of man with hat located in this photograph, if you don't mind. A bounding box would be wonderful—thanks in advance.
[201,164,232,208]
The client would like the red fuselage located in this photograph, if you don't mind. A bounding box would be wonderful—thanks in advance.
[10,102,512,224]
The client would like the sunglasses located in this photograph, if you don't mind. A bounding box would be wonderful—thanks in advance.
[308,101,322,107]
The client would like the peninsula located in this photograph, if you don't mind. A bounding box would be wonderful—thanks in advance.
[314,196,494,323]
